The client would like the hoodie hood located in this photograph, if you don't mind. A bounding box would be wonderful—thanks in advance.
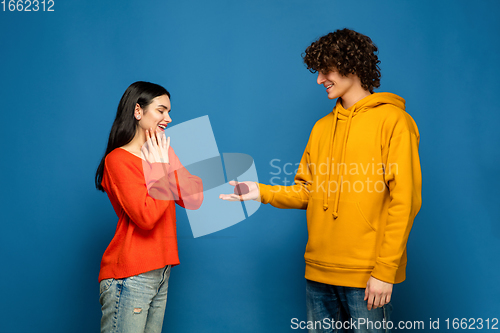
[325,92,406,218]
[336,92,406,119]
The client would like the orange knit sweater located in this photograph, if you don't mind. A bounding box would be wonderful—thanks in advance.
[98,147,203,283]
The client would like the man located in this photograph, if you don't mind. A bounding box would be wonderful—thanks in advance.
[220,28,421,333]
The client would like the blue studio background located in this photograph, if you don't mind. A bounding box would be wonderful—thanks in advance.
[1,0,499,332]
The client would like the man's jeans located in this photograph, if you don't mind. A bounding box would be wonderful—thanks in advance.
[99,266,171,333]
[306,279,392,333]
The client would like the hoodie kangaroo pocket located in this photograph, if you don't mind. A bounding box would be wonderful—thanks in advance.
[330,201,378,263]
[305,199,379,266]
[354,202,377,232]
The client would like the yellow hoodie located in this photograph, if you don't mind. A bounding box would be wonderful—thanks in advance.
[258,92,421,288]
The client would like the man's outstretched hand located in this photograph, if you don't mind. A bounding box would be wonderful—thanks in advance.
[219,181,260,202]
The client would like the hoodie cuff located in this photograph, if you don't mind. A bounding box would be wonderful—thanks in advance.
[257,183,273,205]
[371,260,399,284]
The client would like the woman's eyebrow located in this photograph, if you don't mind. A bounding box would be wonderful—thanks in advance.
[157,104,170,111]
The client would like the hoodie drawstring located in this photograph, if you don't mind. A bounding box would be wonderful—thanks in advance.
[331,108,355,219]
[324,107,355,219]
[320,93,405,219]
[323,107,339,211]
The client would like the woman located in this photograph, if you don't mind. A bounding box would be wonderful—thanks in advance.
[95,81,203,333]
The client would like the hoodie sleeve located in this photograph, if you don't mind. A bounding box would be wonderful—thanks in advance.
[371,129,422,283]
[257,137,312,210]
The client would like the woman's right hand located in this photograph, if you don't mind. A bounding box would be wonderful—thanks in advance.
[141,128,170,164]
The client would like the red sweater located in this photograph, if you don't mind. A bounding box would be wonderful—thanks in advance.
[98,147,203,283]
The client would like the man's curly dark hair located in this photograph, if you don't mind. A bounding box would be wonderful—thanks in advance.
[303,28,381,93]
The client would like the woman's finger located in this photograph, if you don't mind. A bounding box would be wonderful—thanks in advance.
[141,137,151,163]
[141,145,152,164]
[147,128,161,161]
[150,129,158,148]
[164,136,170,163]
[156,132,165,161]
[156,134,169,163]
[143,130,151,162]
[161,132,166,148]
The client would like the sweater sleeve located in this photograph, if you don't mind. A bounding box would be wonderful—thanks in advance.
[258,137,312,210]
[371,129,422,283]
[105,156,173,231]
[159,147,204,210]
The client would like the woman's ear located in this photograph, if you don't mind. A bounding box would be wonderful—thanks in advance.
[135,103,142,120]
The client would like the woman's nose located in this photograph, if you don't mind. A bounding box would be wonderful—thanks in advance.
[165,113,172,123]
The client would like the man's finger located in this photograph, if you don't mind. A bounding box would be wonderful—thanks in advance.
[373,294,382,309]
[370,294,378,310]
[219,193,241,201]
[366,294,375,310]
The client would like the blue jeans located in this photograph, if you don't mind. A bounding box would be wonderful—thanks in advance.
[99,266,171,333]
[306,279,392,333]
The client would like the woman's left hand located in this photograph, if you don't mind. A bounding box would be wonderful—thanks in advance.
[141,128,170,164]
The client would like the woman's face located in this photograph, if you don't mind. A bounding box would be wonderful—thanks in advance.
[135,94,172,135]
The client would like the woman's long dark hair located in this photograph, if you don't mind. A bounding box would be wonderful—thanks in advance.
[95,81,170,192]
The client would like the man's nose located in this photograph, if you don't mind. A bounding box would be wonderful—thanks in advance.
[317,72,325,85]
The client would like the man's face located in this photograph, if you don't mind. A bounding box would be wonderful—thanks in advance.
[317,69,357,100]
